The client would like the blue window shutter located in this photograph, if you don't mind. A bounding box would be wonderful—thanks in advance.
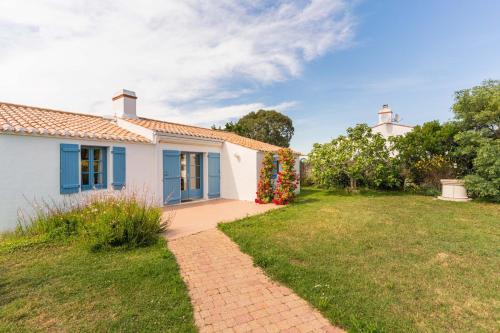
[60,143,80,194]
[112,147,126,190]
[163,150,181,204]
[208,153,220,198]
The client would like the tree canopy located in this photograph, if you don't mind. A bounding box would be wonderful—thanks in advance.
[308,80,499,201]
[453,80,500,200]
[452,79,500,138]
[309,124,399,190]
[219,109,294,147]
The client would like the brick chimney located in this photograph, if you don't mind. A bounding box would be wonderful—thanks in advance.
[113,89,137,119]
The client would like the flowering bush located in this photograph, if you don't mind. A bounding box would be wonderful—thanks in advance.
[273,148,298,205]
[255,151,275,203]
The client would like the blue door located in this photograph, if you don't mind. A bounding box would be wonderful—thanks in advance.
[180,152,203,201]
[208,153,220,198]
[163,150,181,204]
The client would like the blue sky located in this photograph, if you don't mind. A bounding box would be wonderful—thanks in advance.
[256,0,500,152]
[0,1,499,153]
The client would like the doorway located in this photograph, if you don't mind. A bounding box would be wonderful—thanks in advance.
[180,152,203,202]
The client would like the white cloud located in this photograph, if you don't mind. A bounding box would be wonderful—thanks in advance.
[155,101,298,127]
[0,0,352,125]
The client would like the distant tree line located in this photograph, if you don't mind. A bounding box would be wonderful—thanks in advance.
[307,80,500,201]
[213,109,294,147]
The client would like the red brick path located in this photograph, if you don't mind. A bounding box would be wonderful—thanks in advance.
[168,229,344,333]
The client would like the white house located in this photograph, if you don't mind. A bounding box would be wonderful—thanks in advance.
[0,90,300,231]
[371,104,413,138]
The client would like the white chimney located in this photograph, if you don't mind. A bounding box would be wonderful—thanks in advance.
[113,89,137,119]
[378,104,393,124]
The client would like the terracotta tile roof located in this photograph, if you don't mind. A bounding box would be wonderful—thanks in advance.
[128,117,284,152]
[0,102,149,143]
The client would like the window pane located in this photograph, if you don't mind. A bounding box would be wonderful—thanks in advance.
[190,177,201,189]
[190,154,196,171]
[181,154,187,191]
[93,148,101,161]
[81,160,89,172]
[93,160,102,173]
[82,173,89,185]
[94,173,103,185]
[81,148,89,160]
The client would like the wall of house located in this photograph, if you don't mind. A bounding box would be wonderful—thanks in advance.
[372,123,413,138]
[221,142,259,201]
[0,134,156,231]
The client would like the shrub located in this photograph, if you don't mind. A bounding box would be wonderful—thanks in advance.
[464,140,500,201]
[17,190,166,250]
[256,152,275,203]
[414,155,456,189]
[273,148,298,205]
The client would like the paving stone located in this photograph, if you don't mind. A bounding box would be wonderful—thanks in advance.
[169,229,345,332]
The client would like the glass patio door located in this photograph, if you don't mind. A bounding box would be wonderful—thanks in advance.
[180,152,203,201]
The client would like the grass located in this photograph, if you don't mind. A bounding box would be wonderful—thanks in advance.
[0,236,196,332]
[220,188,500,332]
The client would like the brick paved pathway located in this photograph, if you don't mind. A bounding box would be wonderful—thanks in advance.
[168,229,344,333]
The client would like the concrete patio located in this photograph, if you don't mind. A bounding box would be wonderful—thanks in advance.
[164,199,280,240]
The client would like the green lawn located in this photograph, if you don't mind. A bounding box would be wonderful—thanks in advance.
[220,188,500,332]
[0,237,196,332]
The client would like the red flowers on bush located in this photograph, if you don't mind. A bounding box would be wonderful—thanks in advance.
[256,148,298,205]
[255,152,275,203]
[273,148,298,205]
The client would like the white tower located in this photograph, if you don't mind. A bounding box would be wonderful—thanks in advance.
[378,104,393,124]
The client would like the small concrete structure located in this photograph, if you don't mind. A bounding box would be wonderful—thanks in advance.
[438,179,471,202]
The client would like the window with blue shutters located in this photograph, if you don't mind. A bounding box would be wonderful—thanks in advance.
[112,147,126,190]
[81,146,107,191]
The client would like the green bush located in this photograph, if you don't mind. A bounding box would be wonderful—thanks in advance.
[308,124,400,190]
[17,191,166,250]
[463,140,500,201]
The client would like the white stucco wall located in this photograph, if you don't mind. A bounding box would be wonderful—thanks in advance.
[0,134,156,231]
[221,142,259,201]
[372,123,413,138]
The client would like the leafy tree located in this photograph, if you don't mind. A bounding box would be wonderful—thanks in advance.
[452,79,500,138]
[452,80,500,200]
[390,121,461,185]
[220,110,294,147]
[309,124,399,190]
